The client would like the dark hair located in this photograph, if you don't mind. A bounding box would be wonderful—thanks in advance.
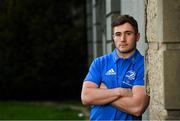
[112,15,138,33]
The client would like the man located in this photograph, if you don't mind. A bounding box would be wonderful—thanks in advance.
[81,15,150,120]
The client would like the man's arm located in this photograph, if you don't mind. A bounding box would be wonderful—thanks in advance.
[111,86,150,117]
[81,81,131,106]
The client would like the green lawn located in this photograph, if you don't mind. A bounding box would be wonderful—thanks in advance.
[0,101,88,120]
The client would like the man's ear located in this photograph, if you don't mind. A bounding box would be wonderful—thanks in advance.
[136,33,140,42]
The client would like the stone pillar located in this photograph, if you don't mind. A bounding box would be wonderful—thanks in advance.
[92,0,103,58]
[105,0,120,53]
[86,0,105,64]
[146,0,180,120]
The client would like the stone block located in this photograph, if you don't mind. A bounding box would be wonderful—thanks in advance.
[164,50,180,109]
[163,0,180,42]
[106,0,120,15]
[106,16,112,40]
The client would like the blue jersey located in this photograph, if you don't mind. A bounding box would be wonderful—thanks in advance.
[84,49,144,120]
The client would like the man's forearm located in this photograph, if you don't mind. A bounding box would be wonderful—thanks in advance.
[81,85,121,105]
[111,87,150,116]
[100,83,150,116]
[81,81,133,106]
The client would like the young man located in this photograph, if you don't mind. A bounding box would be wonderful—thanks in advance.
[81,15,150,120]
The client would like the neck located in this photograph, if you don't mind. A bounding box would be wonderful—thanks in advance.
[117,49,136,59]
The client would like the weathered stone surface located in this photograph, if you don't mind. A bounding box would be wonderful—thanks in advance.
[146,43,167,120]
[163,0,180,42]
[146,0,159,43]
[146,0,180,120]
[164,50,180,109]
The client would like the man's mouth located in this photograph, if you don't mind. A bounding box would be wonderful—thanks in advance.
[120,44,127,47]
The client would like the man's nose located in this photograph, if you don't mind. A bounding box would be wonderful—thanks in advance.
[120,34,126,41]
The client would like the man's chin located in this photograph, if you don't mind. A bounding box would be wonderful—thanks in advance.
[119,48,135,54]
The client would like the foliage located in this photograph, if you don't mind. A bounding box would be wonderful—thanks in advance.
[0,0,87,100]
[0,101,87,120]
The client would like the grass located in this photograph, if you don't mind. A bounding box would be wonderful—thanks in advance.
[0,101,88,120]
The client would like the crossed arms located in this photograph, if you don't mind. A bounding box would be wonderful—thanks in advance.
[81,81,150,117]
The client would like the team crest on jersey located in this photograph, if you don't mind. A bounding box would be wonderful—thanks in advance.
[125,70,136,80]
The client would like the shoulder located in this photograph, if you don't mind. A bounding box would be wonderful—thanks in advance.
[134,50,144,69]
[93,52,113,64]
[90,52,113,70]
[135,50,144,60]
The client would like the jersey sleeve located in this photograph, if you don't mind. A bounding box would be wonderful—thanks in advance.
[133,64,144,86]
[84,58,102,86]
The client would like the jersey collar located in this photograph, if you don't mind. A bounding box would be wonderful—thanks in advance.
[112,48,137,64]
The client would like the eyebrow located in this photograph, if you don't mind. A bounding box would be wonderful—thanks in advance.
[115,30,134,33]
[114,31,135,35]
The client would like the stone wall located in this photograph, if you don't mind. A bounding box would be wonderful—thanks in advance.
[145,0,180,120]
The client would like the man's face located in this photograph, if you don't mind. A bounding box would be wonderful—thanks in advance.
[113,23,140,57]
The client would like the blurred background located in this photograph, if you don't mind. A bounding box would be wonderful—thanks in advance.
[1,0,179,120]
[0,0,88,120]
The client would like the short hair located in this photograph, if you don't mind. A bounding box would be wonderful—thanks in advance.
[112,15,139,34]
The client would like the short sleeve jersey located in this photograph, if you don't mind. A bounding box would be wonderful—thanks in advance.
[84,49,144,120]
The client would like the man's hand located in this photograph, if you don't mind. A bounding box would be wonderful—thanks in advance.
[99,83,107,89]
[121,88,132,97]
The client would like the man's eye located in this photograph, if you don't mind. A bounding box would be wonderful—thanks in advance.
[126,32,134,36]
[126,32,132,35]
[115,33,121,36]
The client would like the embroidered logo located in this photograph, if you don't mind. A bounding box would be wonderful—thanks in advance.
[105,68,116,75]
[125,70,136,80]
